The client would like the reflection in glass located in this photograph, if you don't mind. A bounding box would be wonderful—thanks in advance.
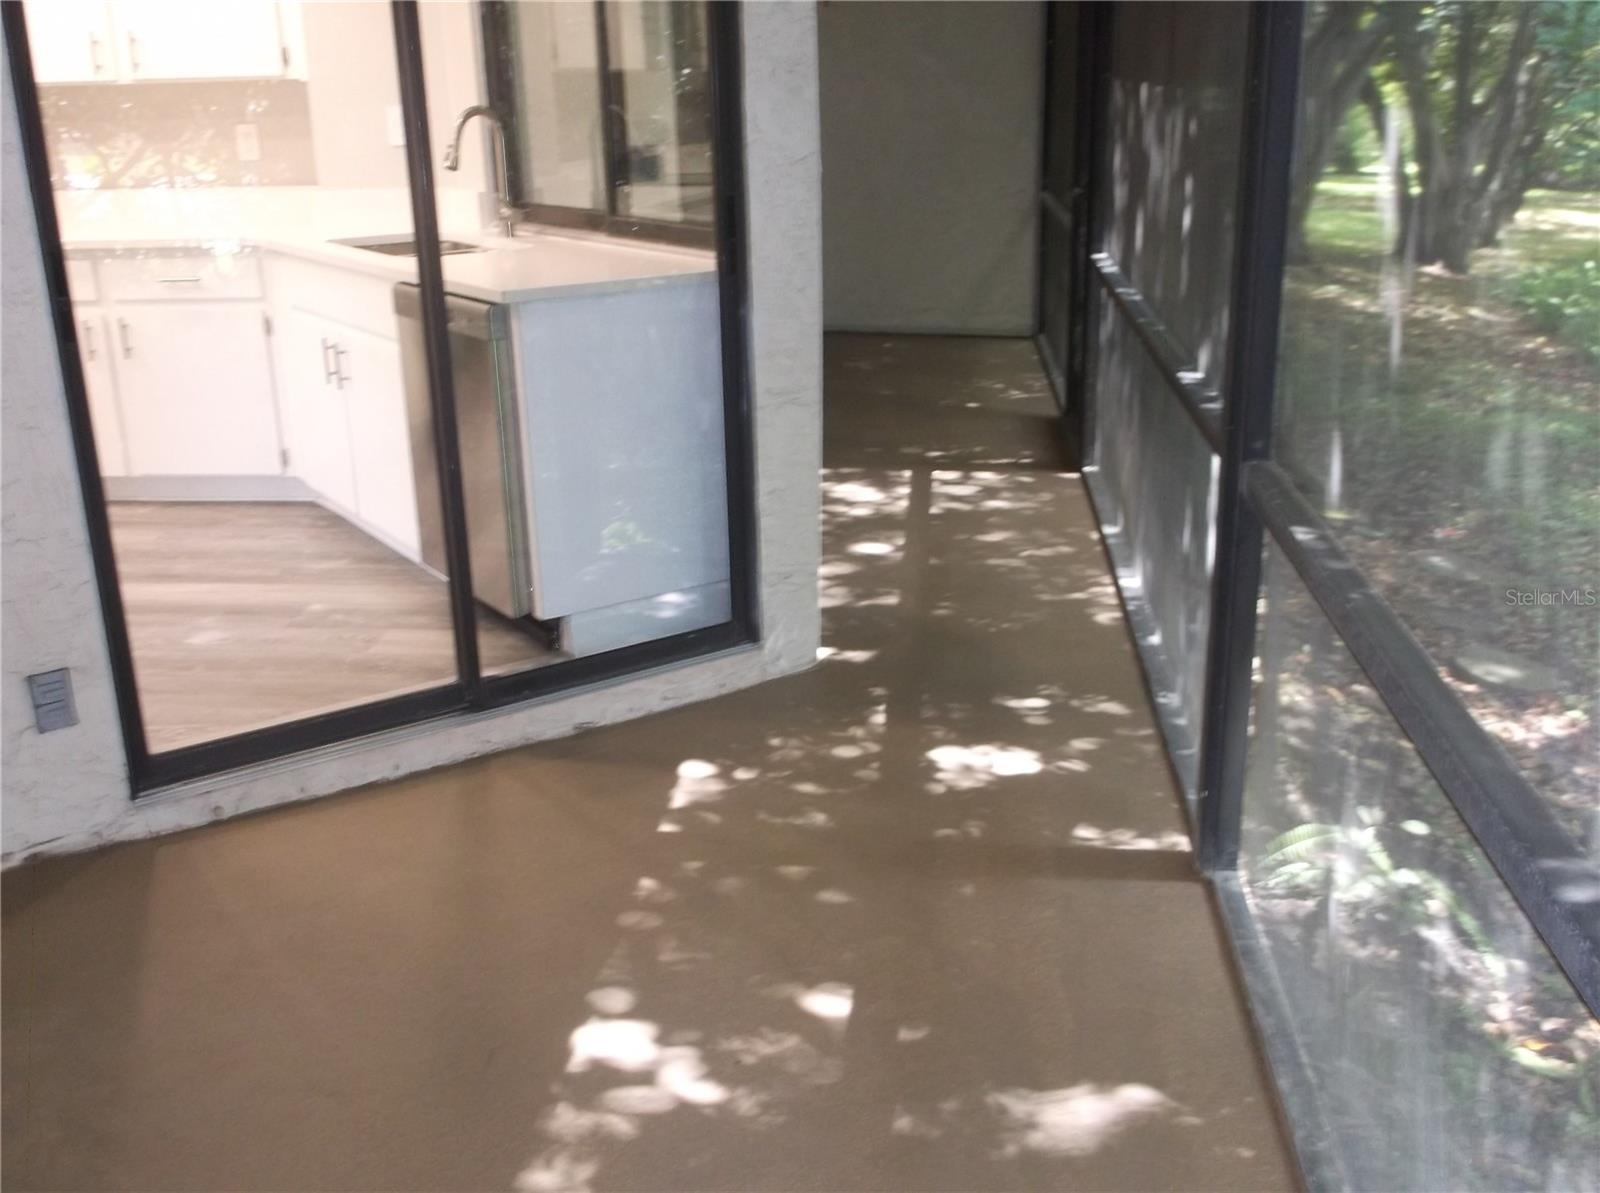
[501,0,607,212]
[1099,0,1246,389]
[1241,542,1600,1191]
[1087,0,1247,803]
[1042,1,1078,206]
[1090,306,1217,797]
[1275,0,1600,854]
[25,0,470,751]
[605,0,713,227]
[1039,209,1069,392]
[418,0,731,676]
[489,0,713,233]
[1038,1,1079,395]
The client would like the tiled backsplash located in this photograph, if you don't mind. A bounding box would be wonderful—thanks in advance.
[40,80,316,189]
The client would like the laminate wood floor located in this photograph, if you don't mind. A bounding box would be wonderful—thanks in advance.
[109,501,556,752]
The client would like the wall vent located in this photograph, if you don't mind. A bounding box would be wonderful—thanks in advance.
[26,669,77,733]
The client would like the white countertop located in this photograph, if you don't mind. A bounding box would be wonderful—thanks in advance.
[54,186,715,304]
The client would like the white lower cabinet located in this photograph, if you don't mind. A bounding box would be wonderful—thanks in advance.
[339,323,421,558]
[113,303,281,476]
[74,309,127,477]
[277,307,419,558]
[69,248,418,557]
[278,307,357,511]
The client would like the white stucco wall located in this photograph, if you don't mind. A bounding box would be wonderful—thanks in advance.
[819,0,1044,336]
[0,2,822,865]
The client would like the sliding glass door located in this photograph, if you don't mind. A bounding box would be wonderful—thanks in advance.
[3,0,754,790]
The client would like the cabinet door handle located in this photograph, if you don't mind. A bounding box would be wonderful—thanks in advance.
[320,338,337,385]
[155,276,203,285]
[88,34,103,76]
[117,317,132,359]
[126,33,139,74]
[82,319,96,362]
[333,345,350,390]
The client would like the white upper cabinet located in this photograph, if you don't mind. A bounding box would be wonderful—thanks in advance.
[115,0,286,81]
[25,0,294,84]
[21,1,116,83]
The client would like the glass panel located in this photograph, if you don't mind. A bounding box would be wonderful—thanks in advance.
[1040,207,1069,393]
[1099,0,1162,275]
[500,0,607,212]
[1240,540,1600,1191]
[1089,303,1217,796]
[1039,1,1077,399]
[1160,0,1246,384]
[1100,0,1247,387]
[1276,1,1600,854]
[1042,0,1078,205]
[23,0,461,751]
[422,0,731,676]
[605,0,713,227]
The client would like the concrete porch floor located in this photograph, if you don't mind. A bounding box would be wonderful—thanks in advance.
[2,334,1297,1192]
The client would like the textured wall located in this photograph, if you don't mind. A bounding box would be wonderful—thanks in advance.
[0,2,822,864]
[2,53,132,855]
[819,1,1044,336]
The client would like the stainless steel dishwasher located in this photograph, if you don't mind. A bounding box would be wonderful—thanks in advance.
[393,282,534,621]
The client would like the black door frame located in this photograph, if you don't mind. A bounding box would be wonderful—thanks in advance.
[2,0,757,792]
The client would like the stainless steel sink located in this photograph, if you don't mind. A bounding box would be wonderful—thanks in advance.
[332,236,484,257]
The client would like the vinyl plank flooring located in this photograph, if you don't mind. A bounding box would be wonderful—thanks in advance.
[108,502,555,751]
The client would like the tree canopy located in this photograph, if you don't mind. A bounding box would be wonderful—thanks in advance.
[1290,0,1600,274]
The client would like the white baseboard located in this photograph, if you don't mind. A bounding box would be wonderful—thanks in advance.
[307,495,424,566]
[103,475,314,502]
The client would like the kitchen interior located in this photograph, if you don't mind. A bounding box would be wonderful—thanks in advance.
[24,0,732,753]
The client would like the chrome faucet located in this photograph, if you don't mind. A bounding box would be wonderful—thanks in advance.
[443,105,516,238]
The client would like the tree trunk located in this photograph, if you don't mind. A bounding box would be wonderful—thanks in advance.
[1393,4,1449,265]
[1397,1,1542,273]
[1472,9,1543,249]
[1286,2,1393,263]
[1482,119,1544,247]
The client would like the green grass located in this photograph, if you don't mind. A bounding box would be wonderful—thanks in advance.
[1307,171,1600,267]
[1292,172,1599,456]
[1282,171,1599,784]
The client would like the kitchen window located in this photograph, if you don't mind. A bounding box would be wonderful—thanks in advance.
[482,0,715,248]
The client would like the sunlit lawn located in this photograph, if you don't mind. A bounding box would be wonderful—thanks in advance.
[1309,172,1600,269]
[1280,171,1599,838]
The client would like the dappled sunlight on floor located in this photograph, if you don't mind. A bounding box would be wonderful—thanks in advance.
[505,336,1293,1191]
[0,335,1294,1193]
